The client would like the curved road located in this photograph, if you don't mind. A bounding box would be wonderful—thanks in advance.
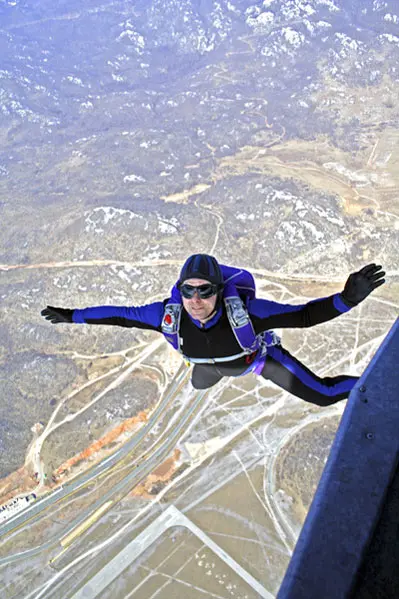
[0,377,210,566]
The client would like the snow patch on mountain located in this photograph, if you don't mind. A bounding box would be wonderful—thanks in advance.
[124,174,146,183]
[246,11,274,30]
[384,13,398,22]
[380,33,399,44]
[84,207,143,234]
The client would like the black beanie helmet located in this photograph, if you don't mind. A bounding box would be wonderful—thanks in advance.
[179,254,224,289]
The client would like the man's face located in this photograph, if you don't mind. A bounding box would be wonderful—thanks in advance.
[181,278,218,323]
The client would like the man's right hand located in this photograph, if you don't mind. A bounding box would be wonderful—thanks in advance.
[41,306,74,324]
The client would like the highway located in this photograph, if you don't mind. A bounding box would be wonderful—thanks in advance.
[56,383,211,553]
[0,363,187,540]
[0,371,211,566]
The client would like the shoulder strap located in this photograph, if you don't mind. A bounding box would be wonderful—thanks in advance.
[223,281,259,353]
[161,283,182,351]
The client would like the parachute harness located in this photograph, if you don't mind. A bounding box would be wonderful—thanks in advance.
[161,295,280,366]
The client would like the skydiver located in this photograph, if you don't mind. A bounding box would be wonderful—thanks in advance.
[41,254,385,407]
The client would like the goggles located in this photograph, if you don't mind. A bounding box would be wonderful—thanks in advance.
[180,283,219,299]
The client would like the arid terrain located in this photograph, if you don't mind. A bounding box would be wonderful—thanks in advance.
[0,0,398,597]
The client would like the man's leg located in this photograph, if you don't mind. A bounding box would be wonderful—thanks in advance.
[260,345,358,407]
[191,364,225,390]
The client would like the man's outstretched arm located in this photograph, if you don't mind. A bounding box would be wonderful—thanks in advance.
[248,263,386,331]
[41,301,168,332]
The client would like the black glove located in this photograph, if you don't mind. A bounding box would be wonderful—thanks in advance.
[341,263,385,307]
[41,306,74,324]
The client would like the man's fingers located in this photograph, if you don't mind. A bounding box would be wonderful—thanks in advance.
[358,263,376,275]
[369,265,383,273]
[369,270,385,282]
[41,308,58,322]
[357,264,384,280]
[358,263,384,276]
[371,278,385,290]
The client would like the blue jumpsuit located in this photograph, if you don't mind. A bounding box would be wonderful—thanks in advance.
[72,291,358,407]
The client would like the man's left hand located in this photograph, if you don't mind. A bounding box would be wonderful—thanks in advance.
[341,263,386,306]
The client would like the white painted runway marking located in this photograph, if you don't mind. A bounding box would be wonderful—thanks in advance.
[71,505,273,599]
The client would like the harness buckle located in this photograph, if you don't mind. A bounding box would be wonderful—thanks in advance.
[225,297,250,327]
